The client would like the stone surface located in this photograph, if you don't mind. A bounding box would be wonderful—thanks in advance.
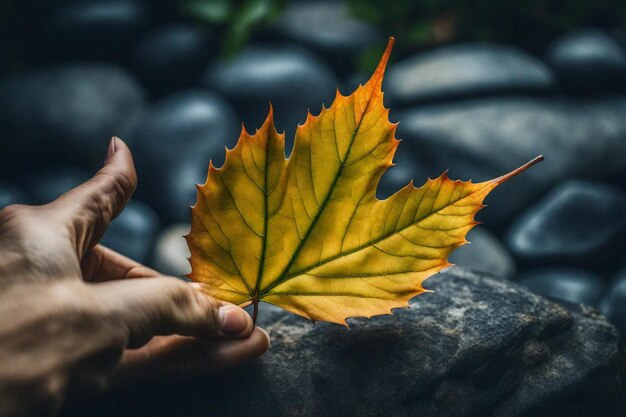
[397,97,626,229]
[62,268,626,417]
[0,182,26,209]
[505,181,626,269]
[0,64,145,170]
[516,268,606,307]
[385,43,555,106]
[45,0,152,61]
[269,1,383,74]
[202,44,337,141]
[449,227,516,279]
[151,223,191,276]
[101,199,159,264]
[547,29,626,95]
[131,24,216,98]
[122,90,239,224]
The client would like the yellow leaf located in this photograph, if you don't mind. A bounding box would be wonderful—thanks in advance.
[186,38,542,326]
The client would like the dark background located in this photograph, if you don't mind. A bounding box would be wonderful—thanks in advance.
[1,0,626,399]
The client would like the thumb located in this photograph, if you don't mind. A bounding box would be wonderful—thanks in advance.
[52,137,137,257]
[95,277,254,348]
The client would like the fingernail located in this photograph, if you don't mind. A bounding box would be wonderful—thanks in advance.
[219,305,250,335]
[258,327,271,350]
[105,136,118,164]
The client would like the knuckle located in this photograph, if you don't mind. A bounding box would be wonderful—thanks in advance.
[0,204,30,223]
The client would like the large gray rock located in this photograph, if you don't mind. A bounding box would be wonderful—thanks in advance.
[385,43,555,106]
[0,64,145,171]
[547,29,626,95]
[397,97,626,229]
[202,44,337,142]
[66,268,626,417]
[505,181,626,270]
[269,1,383,74]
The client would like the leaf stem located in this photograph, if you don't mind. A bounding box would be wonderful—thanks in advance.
[252,298,259,326]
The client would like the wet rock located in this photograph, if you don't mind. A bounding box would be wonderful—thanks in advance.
[122,90,239,224]
[601,268,626,335]
[131,24,216,98]
[101,199,159,264]
[386,43,555,106]
[449,227,516,279]
[269,1,383,74]
[45,0,152,62]
[547,29,626,95]
[65,268,626,417]
[397,97,626,229]
[376,140,429,199]
[151,223,191,276]
[202,44,337,141]
[516,268,606,307]
[0,64,145,170]
[505,181,626,269]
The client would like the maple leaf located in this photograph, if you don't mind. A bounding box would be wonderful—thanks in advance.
[186,38,542,326]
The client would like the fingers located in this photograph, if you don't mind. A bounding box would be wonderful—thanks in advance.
[81,245,161,282]
[52,137,137,257]
[95,277,254,348]
[112,330,270,387]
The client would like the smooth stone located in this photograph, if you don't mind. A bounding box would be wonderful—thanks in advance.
[101,199,159,264]
[131,24,216,98]
[516,268,606,307]
[121,90,239,224]
[269,2,383,74]
[26,167,90,205]
[386,43,555,106]
[505,181,626,268]
[45,0,152,61]
[0,64,145,171]
[0,183,26,209]
[396,97,626,229]
[448,227,516,279]
[547,29,626,95]
[202,44,337,141]
[151,223,191,276]
[601,268,626,334]
[63,268,626,417]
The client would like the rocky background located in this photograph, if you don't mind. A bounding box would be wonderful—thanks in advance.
[1,0,626,415]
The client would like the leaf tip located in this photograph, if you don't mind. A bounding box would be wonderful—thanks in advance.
[494,155,544,184]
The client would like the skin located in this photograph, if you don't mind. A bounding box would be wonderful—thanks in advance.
[0,137,270,417]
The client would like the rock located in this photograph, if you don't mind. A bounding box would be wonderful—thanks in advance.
[449,227,516,279]
[386,43,555,106]
[0,182,26,209]
[516,268,606,307]
[26,167,90,205]
[202,44,337,141]
[396,97,626,229]
[269,1,383,74]
[505,181,626,269]
[601,268,626,335]
[547,29,626,95]
[0,64,146,170]
[151,223,191,276]
[101,200,159,264]
[122,90,239,224]
[62,268,626,417]
[131,24,216,98]
[45,0,152,61]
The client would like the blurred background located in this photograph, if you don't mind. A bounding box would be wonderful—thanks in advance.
[1,0,626,334]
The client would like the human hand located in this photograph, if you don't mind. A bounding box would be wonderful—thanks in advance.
[0,137,270,417]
